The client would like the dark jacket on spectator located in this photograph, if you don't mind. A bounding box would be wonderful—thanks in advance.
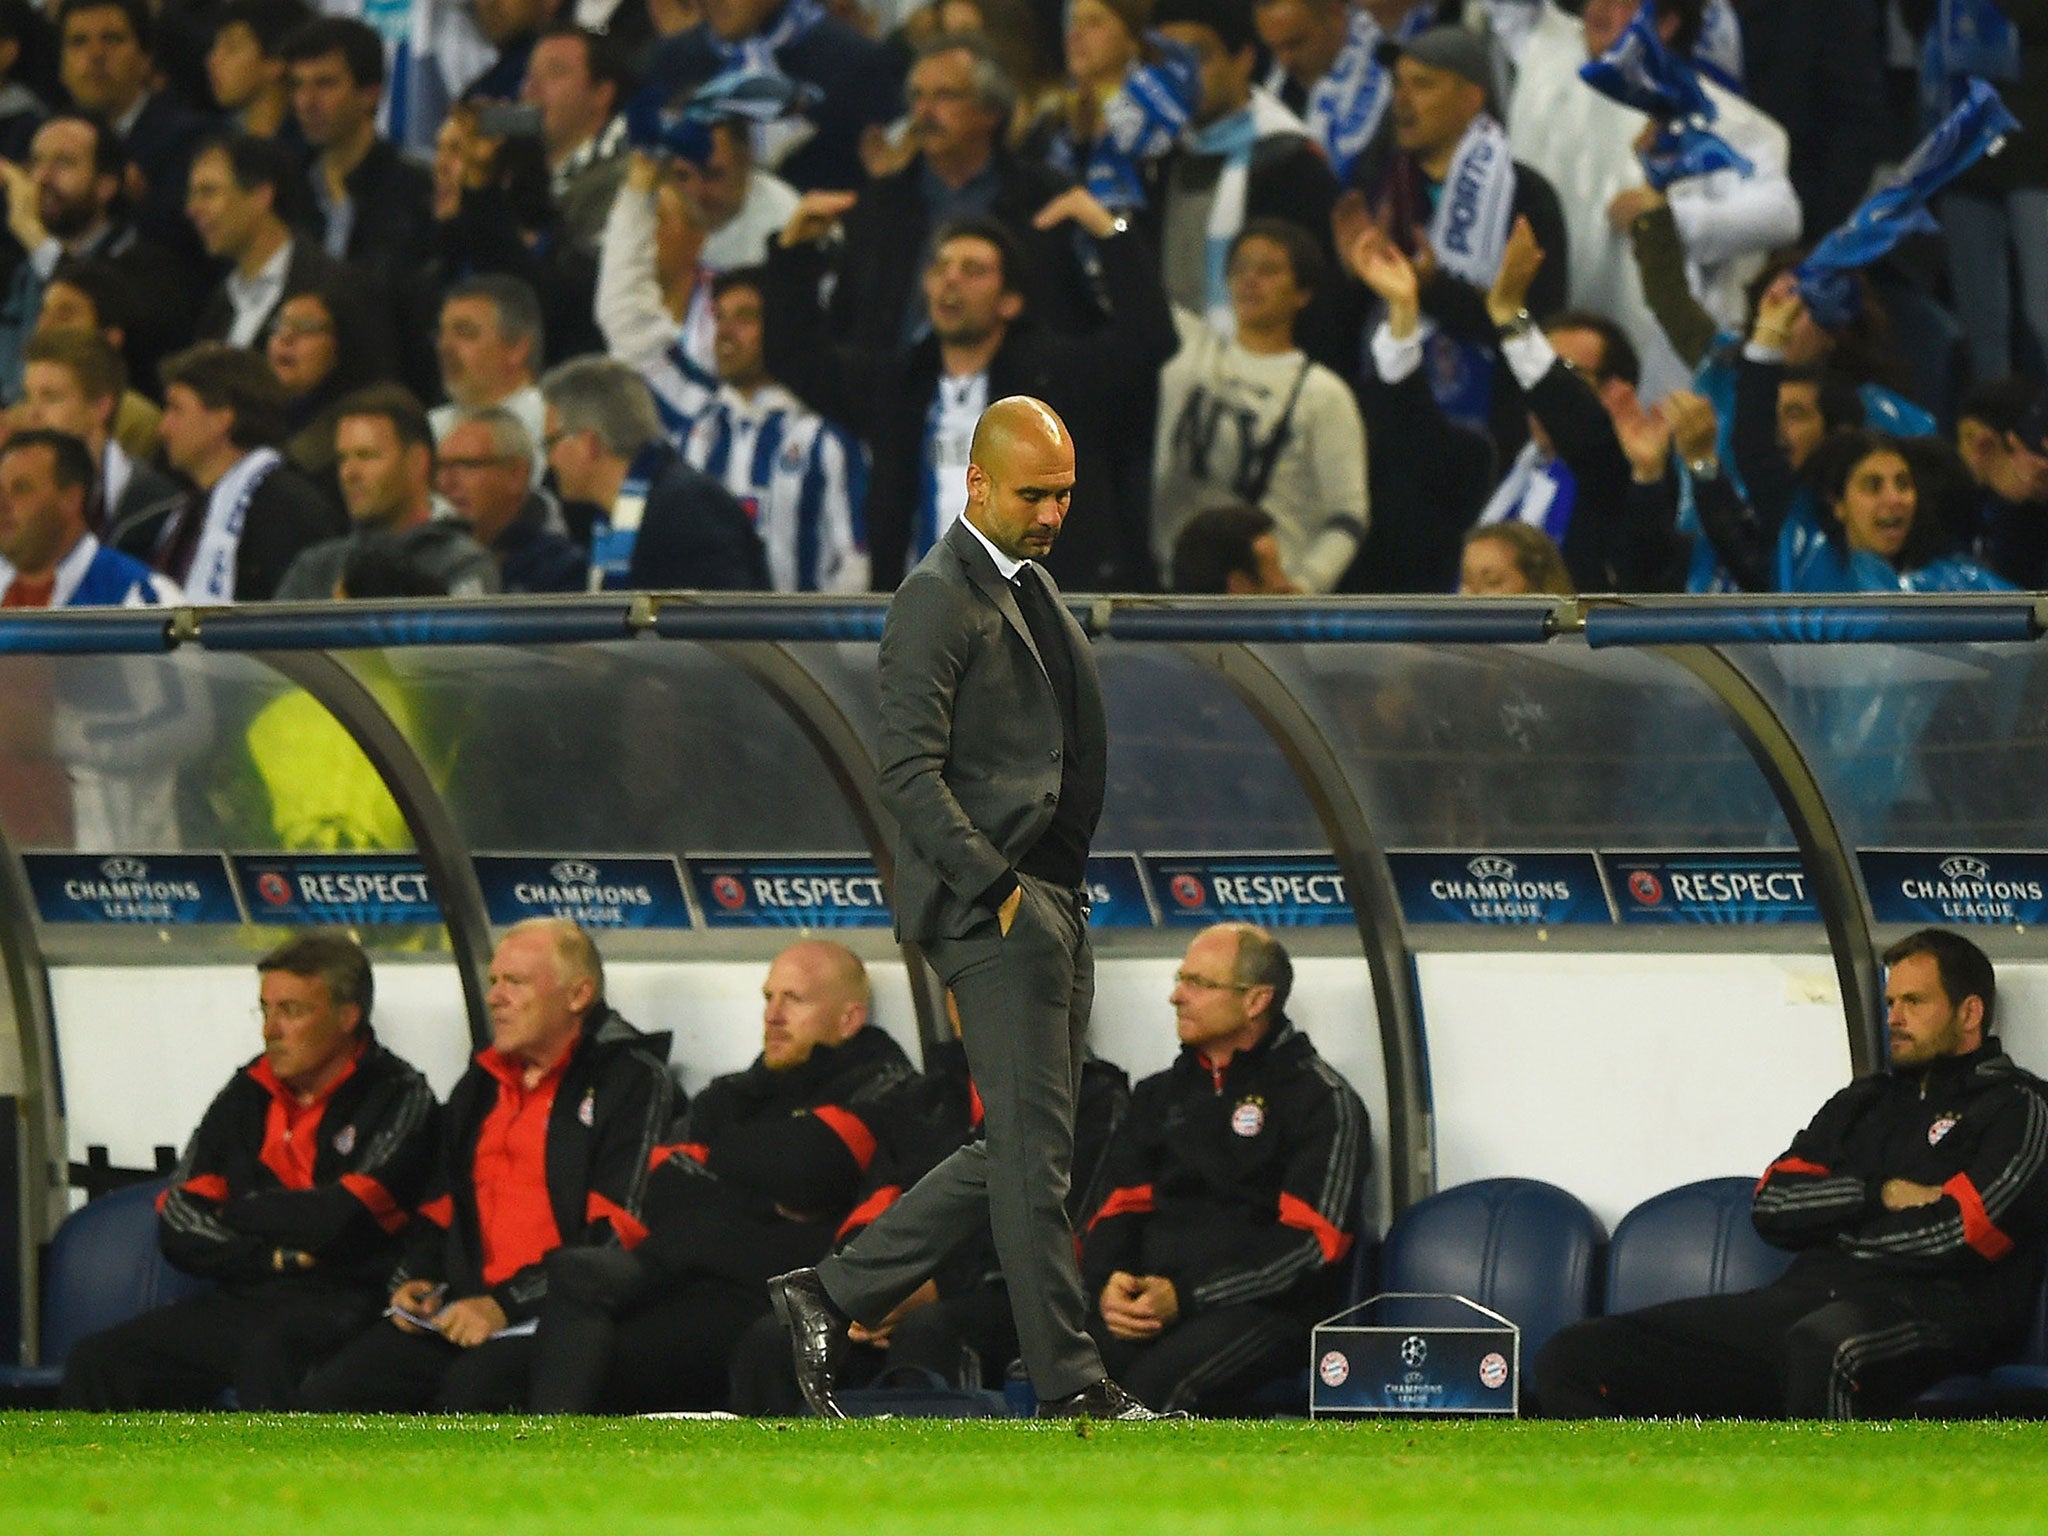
[764,223,1177,591]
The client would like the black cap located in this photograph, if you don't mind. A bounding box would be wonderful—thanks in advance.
[1374,24,1493,93]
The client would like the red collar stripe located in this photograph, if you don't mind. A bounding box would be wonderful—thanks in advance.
[836,1184,903,1242]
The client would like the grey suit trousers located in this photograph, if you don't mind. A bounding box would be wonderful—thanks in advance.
[817,872,1104,1401]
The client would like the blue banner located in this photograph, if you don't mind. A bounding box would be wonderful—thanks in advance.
[1141,854,1354,927]
[1388,851,1612,926]
[688,856,892,928]
[1085,854,1156,928]
[25,852,244,925]
[1859,850,2048,926]
[1605,851,1818,924]
[473,855,694,930]
[233,854,441,926]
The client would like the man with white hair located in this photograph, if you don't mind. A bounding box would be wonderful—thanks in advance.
[433,407,587,592]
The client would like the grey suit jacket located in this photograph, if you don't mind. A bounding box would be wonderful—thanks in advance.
[878,518,1108,943]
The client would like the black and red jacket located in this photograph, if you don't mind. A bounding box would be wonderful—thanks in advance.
[1752,1037,2048,1328]
[157,1030,438,1290]
[635,1024,914,1285]
[396,1012,674,1324]
[836,1039,1130,1299]
[1080,1020,1369,1324]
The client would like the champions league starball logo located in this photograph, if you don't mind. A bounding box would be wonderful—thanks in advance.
[1400,1336,1429,1369]
[550,860,603,887]
[1466,856,1517,883]
[100,856,149,882]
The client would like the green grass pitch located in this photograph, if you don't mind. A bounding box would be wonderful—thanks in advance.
[4,1415,2047,1534]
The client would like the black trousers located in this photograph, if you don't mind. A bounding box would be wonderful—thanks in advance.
[528,1247,772,1414]
[728,1286,1019,1415]
[297,1318,537,1412]
[1535,1272,2003,1420]
[59,1282,380,1410]
[1091,1305,1302,1416]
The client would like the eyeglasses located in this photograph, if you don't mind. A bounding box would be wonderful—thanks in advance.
[437,455,515,472]
[1174,973,1251,992]
[253,1000,321,1025]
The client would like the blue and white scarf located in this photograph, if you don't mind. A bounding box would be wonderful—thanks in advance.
[708,0,825,73]
[1298,4,1431,184]
[1692,0,1745,93]
[1580,0,1752,192]
[1478,441,1577,545]
[1428,113,1517,287]
[180,448,280,604]
[1193,88,1310,339]
[1088,33,1200,209]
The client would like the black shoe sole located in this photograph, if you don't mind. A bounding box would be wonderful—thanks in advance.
[768,1277,847,1421]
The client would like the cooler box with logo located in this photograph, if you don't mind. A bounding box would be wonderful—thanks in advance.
[1310,1293,1519,1417]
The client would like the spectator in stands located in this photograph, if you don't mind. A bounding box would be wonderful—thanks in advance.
[642,0,905,191]
[281,17,434,288]
[147,342,344,602]
[1013,0,1144,190]
[1351,24,1568,448]
[268,279,398,502]
[464,0,561,101]
[1768,428,2012,593]
[276,383,500,599]
[435,407,588,592]
[58,934,439,1409]
[1539,928,2048,1420]
[207,0,311,149]
[765,187,1173,590]
[302,918,673,1412]
[36,254,160,460]
[528,940,915,1413]
[0,0,50,163]
[595,130,799,413]
[0,427,173,605]
[1153,217,1367,592]
[1149,0,1345,369]
[1169,502,1299,592]
[56,0,206,252]
[188,133,341,350]
[0,114,193,397]
[1932,2,2048,386]
[430,274,548,477]
[728,990,1130,1413]
[1507,0,1801,400]
[827,33,1100,356]
[1732,0,1884,238]
[18,329,180,548]
[1333,210,1498,592]
[539,354,767,588]
[1956,381,2048,590]
[681,267,868,592]
[521,26,631,254]
[1457,519,1573,595]
[1253,0,1431,182]
[1081,922,1366,1414]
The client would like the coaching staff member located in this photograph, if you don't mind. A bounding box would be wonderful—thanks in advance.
[61,933,437,1409]
[770,396,1173,1421]
[1538,928,2048,1419]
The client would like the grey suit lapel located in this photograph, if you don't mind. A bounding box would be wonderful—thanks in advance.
[946,519,1049,684]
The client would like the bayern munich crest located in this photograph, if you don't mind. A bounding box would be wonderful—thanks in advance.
[1318,1350,1350,1386]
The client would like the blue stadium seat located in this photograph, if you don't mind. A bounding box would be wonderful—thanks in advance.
[1913,1269,2048,1417]
[1603,1177,1793,1315]
[1379,1178,1607,1368]
[0,1179,208,1395]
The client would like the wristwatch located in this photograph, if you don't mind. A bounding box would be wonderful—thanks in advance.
[1106,215,1130,238]
[1495,307,1535,341]
[1688,456,1721,481]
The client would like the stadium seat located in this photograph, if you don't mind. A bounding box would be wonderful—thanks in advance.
[0,1180,208,1396]
[1602,1177,1793,1315]
[1912,1269,2048,1417]
[1378,1177,1607,1369]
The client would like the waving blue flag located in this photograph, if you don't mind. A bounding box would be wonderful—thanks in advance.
[1578,0,1752,191]
[625,69,823,167]
[1087,34,1201,210]
[1797,77,2017,327]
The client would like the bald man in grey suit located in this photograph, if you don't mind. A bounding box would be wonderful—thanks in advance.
[769,397,1171,1421]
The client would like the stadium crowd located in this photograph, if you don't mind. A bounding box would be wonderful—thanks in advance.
[0,0,2037,610]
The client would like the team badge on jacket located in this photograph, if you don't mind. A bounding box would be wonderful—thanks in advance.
[1231,1098,1266,1137]
[333,1125,356,1156]
[1929,1114,1960,1146]
[579,1089,596,1127]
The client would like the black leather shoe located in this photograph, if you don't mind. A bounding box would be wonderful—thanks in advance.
[766,1268,848,1420]
[1036,1378,1189,1421]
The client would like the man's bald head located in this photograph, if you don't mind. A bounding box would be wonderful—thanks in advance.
[964,395,1076,563]
[761,939,871,1071]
